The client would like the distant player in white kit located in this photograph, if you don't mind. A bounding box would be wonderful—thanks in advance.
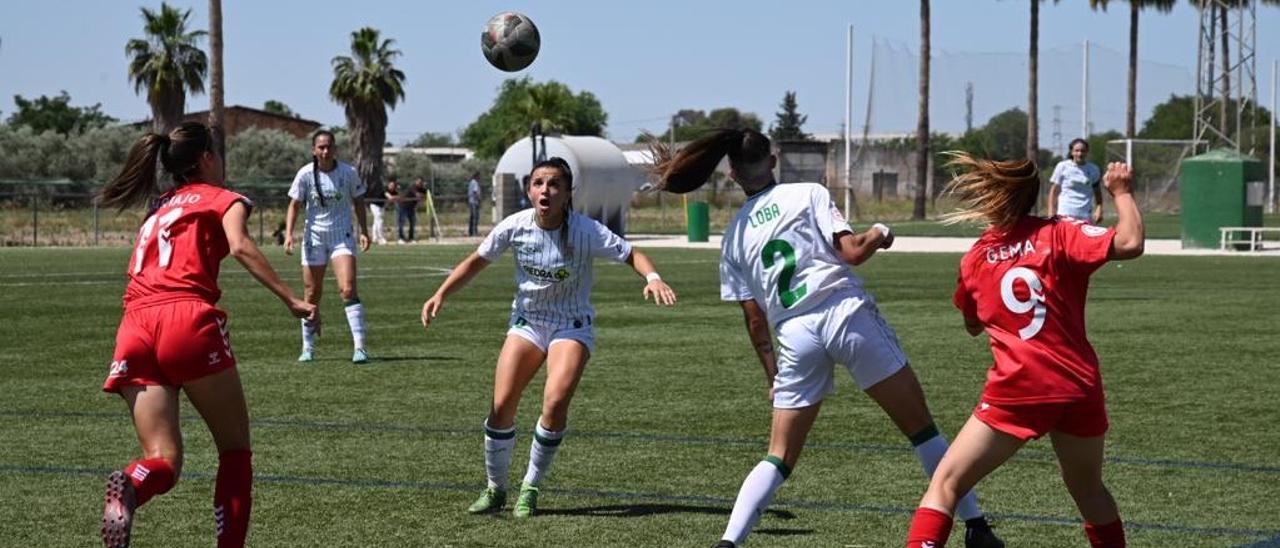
[284,130,372,364]
[421,158,677,518]
[649,129,1002,548]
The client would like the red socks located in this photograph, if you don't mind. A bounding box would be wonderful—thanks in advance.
[906,507,954,547]
[124,457,176,506]
[1085,519,1126,547]
[213,450,253,548]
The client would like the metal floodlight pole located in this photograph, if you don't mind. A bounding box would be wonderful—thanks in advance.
[845,23,854,221]
[1270,58,1276,214]
[1082,39,1090,138]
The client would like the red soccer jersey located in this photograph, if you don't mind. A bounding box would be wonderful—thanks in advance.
[123,183,251,309]
[954,216,1116,404]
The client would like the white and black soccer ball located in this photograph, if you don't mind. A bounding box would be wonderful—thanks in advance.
[481,12,541,72]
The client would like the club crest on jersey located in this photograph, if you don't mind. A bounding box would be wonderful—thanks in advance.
[985,239,1037,264]
[108,360,128,377]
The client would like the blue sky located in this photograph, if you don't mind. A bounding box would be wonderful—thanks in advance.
[3,1,1277,145]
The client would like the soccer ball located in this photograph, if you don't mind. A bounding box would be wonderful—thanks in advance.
[481,12,540,72]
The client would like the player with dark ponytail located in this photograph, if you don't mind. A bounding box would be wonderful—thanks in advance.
[99,122,317,548]
[650,129,1002,548]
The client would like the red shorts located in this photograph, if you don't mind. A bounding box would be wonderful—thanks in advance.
[973,396,1109,441]
[103,300,236,393]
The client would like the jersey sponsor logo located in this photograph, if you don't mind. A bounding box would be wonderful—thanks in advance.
[208,352,222,366]
[108,360,128,377]
[521,263,572,282]
[747,203,783,229]
[1082,224,1108,237]
[984,238,1037,264]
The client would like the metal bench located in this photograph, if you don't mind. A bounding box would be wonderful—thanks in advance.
[1219,226,1280,251]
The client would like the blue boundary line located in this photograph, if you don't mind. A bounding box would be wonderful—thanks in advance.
[0,464,1273,541]
[5,409,1280,475]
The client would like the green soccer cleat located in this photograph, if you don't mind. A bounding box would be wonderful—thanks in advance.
[297,350,314,363]
[352,348,369,364]
[513,483,539,518]
[467,487,506,514]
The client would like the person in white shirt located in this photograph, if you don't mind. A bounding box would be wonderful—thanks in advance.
[648,129,1002,548]
[368,176,391,245]
[1048,138,1104,223]
[420,157,677,519]
[467,172,483,236]
[284,130,372,364]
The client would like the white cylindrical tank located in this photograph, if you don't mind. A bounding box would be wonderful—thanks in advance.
[493,136,646,235]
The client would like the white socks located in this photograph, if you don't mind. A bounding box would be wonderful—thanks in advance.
[912,426,983,521]
[522,422,564,487]
[344,300,365,350]
[483,421,516,490]
[300,318,317,352]
[722,456,789,545]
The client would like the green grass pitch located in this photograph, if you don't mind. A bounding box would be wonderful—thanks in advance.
[1,245,1277,547]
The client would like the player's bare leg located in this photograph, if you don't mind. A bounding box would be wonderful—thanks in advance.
[298,264,327,362]
[907,416,1023,547]
[866,366,1002,546]
[470,335,545,514]
[715,403,821,548]
[330,254,367,363]
[1050,431,1124,547]
[515,340,589,517]
[184,368,253,548]
[104,385,183,548]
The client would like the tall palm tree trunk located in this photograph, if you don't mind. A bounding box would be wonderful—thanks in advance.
[914,0,930,220]
[154,82,185,134]
[347,103,387,195]
[1126,2,1139,137]
[208,0,225,163]
[1027,0,1040,162]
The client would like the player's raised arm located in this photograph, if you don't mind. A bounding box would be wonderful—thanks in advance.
[1103,162,1144,260]
[833,223,893,266]
[738,299,778,401]
[624,248,676,306]
[222,202,318,323]
[421,252,491,327]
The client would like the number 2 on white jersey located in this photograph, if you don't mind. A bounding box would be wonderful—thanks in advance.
[132,208,185,274]
[1000,266,1046,339]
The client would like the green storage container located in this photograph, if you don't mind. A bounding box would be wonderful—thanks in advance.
[1178,149,1265,249]
[686,201,710,242]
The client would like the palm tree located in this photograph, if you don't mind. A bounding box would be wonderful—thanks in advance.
[208,0,225,160]
[1028,0,1040,162]
[126,2,208,133]
[1090,0,1176,138]
[914,0,930,219]
[330,27,406,198]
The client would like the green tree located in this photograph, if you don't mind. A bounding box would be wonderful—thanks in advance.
[408,131,456,147]
[126,2,207,133]
[330,27,406,195]
[8,91,116,134]
[262,100,297,118]
[461,77,607,158]
[224,128,310,181]
[208,0,225,161]
[768,91,810,141]
[1087,1,1176,137]
[637,107,762,144]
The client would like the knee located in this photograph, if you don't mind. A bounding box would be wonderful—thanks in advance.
[339,286,358,302]
[542,393,573,421]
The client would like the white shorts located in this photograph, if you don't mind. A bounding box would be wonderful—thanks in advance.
[301,229,356,267]
[506,315,595,355]
[771,290,908,409]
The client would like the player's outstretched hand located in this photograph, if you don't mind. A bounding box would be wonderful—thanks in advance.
[643,280,677,307]
[1103,162,1133,196]
[290,299,321,335]
[421,294,444,328]
[359,233,371,252]
[284,234,295,256]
